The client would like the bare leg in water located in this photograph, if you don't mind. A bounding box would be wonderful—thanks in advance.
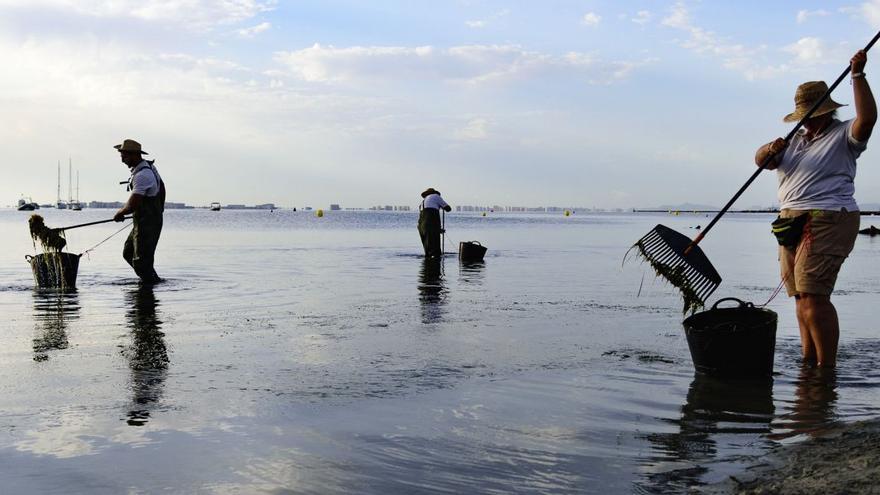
[795,293,840,368]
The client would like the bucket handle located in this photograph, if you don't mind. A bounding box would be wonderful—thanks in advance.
[25,254,33,263]
[711,297,754,310]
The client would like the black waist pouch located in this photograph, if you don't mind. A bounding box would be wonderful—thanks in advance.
[771,214,808,247]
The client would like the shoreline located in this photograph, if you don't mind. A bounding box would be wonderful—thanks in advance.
[705,418,880,494]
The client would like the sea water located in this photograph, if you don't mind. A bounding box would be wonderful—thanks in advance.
[1,208,879,493]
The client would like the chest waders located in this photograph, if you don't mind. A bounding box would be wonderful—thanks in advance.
[123,165,163,283]
[418,207,442,258]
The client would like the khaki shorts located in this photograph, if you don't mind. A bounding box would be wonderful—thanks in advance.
[779,209,860,296]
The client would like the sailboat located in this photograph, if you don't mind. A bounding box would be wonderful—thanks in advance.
[67,159,82,211]
[56,161,66,209]
[70,170,82,210]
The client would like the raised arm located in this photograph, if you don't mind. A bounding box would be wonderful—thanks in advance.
[851,50,877,142]
[755,137,786,170]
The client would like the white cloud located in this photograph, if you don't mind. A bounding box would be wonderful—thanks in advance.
[660,2,787,80]
[464,9,508,29]
[274,43,647,86]
[0,0,276,29]
[582,12,601,27]
[861,1,880,27]
[238,21,271,38]
[632,11,651,25]
[783,37,825,64]
[454,118,490,140]
[796,9,830,24]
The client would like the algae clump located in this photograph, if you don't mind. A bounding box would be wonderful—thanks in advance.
[628,241,705,316]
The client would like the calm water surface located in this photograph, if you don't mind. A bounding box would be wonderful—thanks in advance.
[1,209,879,494]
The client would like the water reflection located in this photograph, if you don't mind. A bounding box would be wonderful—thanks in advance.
[123,284,168,426]
[458,260,486,285]
[639,375,774,492]
[771,366,838,440]
[418,258,447,324]
[32,289,79,362]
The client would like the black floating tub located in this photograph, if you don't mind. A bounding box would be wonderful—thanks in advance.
[459,241,487,262]
[683,297,777,378]
[26,252,81,289]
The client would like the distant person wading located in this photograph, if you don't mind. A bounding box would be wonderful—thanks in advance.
[113,139,166,284]
[756,50,877,368]
[418,188,451,259]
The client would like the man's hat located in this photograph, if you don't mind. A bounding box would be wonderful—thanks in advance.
[421,187,440,198]
[783,81,846,123]
[114,139,148,155]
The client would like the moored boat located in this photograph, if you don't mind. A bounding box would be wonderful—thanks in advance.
[17,197,39,211]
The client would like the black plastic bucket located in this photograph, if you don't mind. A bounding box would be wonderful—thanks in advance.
[459,241,487,262]
[26,253,81,289]
[682,297,777,378]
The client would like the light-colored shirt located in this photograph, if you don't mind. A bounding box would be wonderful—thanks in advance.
[776,118,867,211]
[422,193,449,210]
[130,160,162,197]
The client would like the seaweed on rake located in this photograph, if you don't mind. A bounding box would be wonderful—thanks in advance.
[28,214,67,252]
[626,241,704,316]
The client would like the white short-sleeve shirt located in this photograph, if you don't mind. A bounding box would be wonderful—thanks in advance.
[776,119,867,211]
[422,193,449,210]
[130,161,162,197]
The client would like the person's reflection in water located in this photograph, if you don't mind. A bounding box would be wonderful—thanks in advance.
[123,284,168,426]
[418,258,447,324]
[32,289,80,362]
[640,375,774,492]
[772,365,838,440]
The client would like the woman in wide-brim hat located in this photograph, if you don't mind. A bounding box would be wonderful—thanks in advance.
[755,49,877,369]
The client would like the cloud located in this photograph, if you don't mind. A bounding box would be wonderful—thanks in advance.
[661,2,786,80]
[0,0,276,29]
[860,1,880,27]
[454,118,490,140]
[237,21,271,38]
[582,12,601,27]
[631,10,651,25]
[783,37,825,64]
[796,9,830,24]
[464,9,509,29]
[274,43,648,85]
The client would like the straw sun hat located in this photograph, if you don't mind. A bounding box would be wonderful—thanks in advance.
[114,139,149,155]
[783,81,847,123]
[421,187,440,198]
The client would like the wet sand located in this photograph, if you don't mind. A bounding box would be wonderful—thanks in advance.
[707,417,880,494]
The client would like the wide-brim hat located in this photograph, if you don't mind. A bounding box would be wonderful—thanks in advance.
[421,187,439,198]
[114,139,148,155]
[783,81,846,123]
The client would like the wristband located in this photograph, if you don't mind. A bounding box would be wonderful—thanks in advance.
[852,72,866,79]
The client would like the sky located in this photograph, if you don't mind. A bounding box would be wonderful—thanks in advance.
[3,0,880,209]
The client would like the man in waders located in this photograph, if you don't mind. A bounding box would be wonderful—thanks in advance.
[113,139,165,284]
[418,188,451,259]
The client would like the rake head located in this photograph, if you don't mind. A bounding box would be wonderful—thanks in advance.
[630,224,722,314]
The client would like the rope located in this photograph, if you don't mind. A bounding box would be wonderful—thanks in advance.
[759,218,814,307]
[80,222,132,259]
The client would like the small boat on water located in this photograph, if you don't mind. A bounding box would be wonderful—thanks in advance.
[17,197,39,211]
[210,202,221,211]
[859,225,880,236]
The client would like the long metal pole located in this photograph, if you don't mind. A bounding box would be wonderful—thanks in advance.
[442,210,445,255]
[51,217,131,232]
